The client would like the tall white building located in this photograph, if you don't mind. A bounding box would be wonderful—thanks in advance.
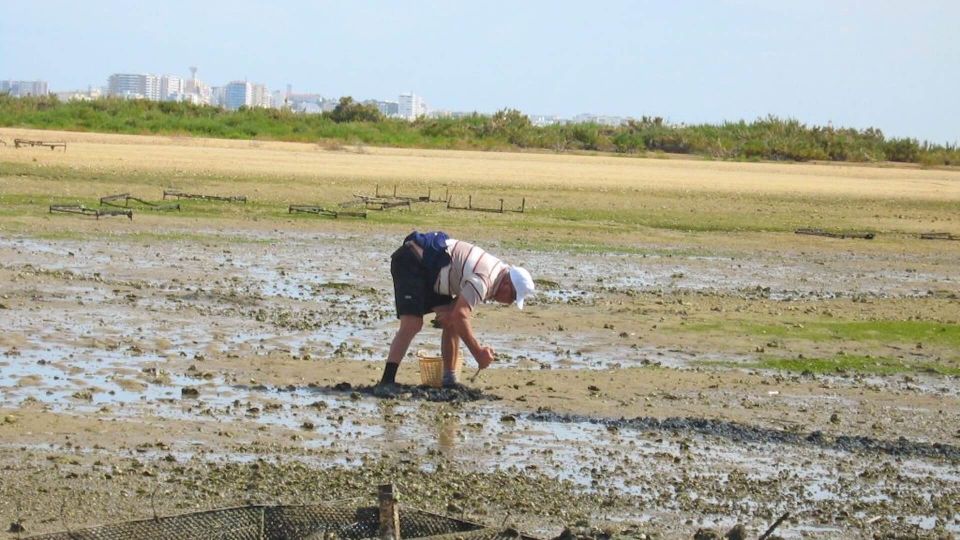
[108,73,161,100]
[251,84,271,108]
[398,92,427,120]
[160,75,184,101]
[143,76,161,100]
[1,80,48,97]
[223,81,252,110]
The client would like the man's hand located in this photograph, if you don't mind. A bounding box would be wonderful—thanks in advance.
[476,346,495,369]
[438,297,491,369]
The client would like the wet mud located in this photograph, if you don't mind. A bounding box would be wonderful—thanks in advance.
[327,381,500,403]
[1,231,959,539]
[528,410,960,461]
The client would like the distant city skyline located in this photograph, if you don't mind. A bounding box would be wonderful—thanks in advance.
[6,69,632,126]
[48,69,439,120]
[1,1,958,142]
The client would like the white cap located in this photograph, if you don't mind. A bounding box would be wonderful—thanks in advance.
[509,266,535,309]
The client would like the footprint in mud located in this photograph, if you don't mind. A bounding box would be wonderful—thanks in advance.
[329,381,500,403]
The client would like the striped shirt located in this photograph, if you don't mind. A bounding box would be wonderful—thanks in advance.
[434,239,508,310]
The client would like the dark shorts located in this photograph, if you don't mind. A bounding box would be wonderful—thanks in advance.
[391,244,453,318]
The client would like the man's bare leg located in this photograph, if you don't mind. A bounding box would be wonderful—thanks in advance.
[441,324,461,385]
[380,315,423,385]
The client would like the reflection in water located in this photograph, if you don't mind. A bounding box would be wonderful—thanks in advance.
[376,400,401,444]
[438,416,459,456]
[430,404,461,456]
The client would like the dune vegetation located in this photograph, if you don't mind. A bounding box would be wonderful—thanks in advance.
[2,94,958,166]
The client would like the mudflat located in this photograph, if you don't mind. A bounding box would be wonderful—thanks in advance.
[1,128,958,539]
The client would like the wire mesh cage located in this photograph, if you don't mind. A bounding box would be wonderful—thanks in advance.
[22,503,534,540]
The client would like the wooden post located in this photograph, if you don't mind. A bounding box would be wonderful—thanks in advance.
[499,199,504,213]
[521,198,525,213]
[468,195,472,209]
[378,484,400,540]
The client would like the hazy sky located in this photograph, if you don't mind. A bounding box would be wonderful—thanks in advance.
[1,1,958,143]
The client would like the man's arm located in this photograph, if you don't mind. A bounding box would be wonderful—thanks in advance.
[437,296,494,368]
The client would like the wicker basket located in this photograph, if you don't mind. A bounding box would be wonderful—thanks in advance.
[417,348,462,388]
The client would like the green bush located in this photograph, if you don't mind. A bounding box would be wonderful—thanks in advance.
[885,137,921,163]
[0,95,955,165]
[327,97,383,123]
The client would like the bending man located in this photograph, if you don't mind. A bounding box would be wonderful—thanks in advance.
[378,231,534,390]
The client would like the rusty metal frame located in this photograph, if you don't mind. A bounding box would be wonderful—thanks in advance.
[447,195,526,214]
[49,205,133,220]
[163,190,247,203]
[289,205,367,219]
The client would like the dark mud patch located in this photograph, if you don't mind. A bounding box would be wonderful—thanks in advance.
[328,382,501,403]
[529,410,960,462]
[237,382,499,403]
